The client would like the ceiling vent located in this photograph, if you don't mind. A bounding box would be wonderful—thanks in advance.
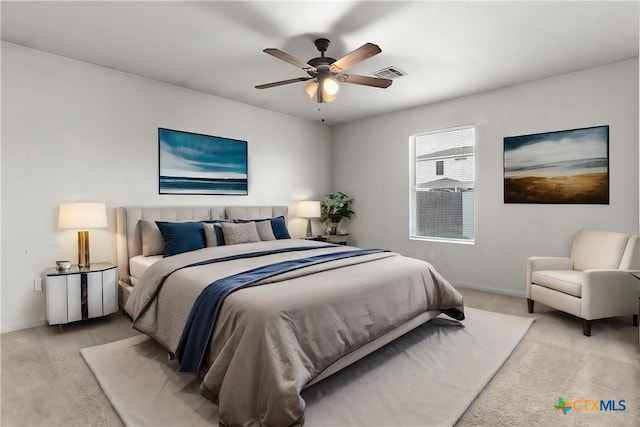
[372,66,407,79]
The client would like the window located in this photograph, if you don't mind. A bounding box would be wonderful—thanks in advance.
[410,126,475,242]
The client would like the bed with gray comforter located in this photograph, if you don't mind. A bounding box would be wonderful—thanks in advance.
[126,237,464,426]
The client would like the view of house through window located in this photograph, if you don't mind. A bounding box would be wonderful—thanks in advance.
[410,126,475,242]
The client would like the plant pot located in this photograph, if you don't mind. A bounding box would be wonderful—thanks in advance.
[326,222,339,235]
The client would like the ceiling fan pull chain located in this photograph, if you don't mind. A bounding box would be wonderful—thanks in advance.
[317,104,327,123]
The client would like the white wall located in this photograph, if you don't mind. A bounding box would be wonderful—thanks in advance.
[332,59,639,297]
[2,43,637,332]
[1,43,332,332]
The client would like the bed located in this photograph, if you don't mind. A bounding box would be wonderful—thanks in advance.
[117,205,464,426]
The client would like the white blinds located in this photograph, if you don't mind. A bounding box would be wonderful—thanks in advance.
[412,126,475,241]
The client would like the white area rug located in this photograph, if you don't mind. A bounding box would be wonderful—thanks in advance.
[81,307,533,426]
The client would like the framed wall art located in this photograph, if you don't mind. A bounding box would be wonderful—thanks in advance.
[158,128,248,195]
[504,125,609,204]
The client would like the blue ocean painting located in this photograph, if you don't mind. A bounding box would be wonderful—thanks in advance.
[159,128,248,195]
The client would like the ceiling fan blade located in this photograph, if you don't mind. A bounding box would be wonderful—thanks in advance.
[329,43,381,73]
[263,48,317,72]
[255,77,312,89]
[340,74,392,88]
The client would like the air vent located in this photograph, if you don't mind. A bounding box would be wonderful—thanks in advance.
[372,66,407,79]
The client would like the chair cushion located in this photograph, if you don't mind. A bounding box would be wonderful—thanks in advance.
[531,270,583,298]
[572,229,630,271]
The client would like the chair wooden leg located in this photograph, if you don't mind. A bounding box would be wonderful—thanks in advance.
[633,314,638,327]
[582,319,591,336]
[527,298,534,313]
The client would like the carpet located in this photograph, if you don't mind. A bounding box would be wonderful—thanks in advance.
[81,307,534,426]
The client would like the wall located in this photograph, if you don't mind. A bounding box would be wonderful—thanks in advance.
[332,59,639,297]
[1,43,332,332]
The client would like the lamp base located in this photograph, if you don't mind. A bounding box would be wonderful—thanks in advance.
[78,230,90,268]
[305,219,313,238]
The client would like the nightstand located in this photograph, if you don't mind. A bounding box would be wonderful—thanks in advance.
[44,262,118,332]
[304,234,349,245]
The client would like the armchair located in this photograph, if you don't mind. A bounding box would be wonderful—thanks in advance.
[526,229,640,336]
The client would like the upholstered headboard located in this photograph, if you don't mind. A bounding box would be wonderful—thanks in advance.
[116,205,288,285]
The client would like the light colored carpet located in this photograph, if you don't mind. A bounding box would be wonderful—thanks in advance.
[0,314,139,426]
[4,289,638,426]
[456,290,640,427]
[80,307,533,426]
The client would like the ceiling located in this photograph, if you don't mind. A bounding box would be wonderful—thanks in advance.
[2,1,638,125]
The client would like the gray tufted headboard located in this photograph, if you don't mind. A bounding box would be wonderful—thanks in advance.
[116,205,288,285]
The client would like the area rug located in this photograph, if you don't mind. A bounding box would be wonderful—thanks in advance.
[81,307,534,426]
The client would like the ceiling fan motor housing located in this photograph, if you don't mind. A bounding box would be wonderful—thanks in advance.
[307,38,336,77]
[307,58,336,77]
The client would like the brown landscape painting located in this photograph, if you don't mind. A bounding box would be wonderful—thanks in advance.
[504,126,609,204]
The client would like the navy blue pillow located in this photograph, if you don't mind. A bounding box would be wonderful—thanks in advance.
[156,221,206,257]
[233,216,291,239]
[269,216,291,239]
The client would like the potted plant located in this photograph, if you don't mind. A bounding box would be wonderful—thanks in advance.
[320,192,355,235]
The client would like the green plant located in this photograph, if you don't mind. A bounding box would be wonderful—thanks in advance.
[320,192,355,224]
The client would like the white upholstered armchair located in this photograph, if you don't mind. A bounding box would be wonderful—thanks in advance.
[526,229,640,336]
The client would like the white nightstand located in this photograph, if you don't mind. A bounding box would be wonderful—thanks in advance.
[44,262,118,332]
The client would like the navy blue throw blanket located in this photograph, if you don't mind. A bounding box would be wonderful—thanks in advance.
[176,248,387,374]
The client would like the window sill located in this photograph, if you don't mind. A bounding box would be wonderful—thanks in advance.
[409,235,475,245]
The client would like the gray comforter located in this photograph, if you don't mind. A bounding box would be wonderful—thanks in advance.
[126,239,464,426]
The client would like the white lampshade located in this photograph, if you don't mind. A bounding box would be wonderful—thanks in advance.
[58,203,108,229]
[297,201,321,218]
[304,81,318,98]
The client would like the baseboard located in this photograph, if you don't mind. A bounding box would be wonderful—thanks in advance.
[453,281,526,298]
[1,319,46,334]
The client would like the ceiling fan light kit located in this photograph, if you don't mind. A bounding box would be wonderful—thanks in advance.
[322,76,339,96]
[304,81,318,98]
[303,80,337,103]
[256,38,392,104]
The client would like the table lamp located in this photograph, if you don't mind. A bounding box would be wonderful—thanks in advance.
[58,202,108,268]
[297,201,321,238]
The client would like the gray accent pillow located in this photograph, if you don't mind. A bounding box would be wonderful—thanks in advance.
[220,222,260,245]
[203,223,219,247]
[139,219,164,256]
[255,220,276,241]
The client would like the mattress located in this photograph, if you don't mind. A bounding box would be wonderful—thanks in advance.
[129,255,162,285]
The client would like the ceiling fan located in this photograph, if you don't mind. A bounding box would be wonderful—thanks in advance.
[255,38,392,103]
